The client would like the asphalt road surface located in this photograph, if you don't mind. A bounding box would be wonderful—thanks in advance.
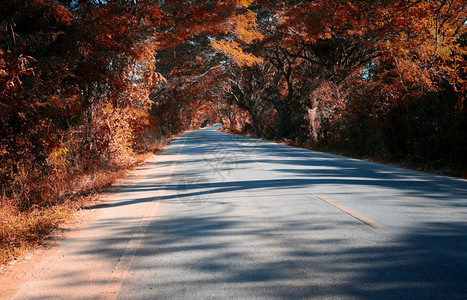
[12,125,467,299]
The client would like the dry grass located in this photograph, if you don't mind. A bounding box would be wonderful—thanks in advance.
[0,148,164,265]
[0,200,76,264]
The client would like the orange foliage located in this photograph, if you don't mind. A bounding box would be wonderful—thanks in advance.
[1,0,466,213]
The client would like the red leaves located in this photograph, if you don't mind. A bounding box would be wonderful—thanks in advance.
[1,0,465,210]
[0,53,36,89]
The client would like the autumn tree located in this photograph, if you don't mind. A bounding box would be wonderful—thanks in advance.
[215,0,466,172]
[0,0,257,209]
[1,0,465,211]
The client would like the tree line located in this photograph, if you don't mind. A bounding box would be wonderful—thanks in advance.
[161,0,466,175]
[0,0,252,209]
[1,0,466,211]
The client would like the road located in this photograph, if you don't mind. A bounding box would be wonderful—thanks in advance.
[11,125,467,299]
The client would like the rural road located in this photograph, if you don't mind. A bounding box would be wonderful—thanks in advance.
[10,125,467,299]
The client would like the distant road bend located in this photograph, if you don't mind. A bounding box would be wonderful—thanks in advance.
[12,125,467,299]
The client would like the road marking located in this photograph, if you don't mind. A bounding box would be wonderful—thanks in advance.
[317,196,385,229]
[101,134,187,300]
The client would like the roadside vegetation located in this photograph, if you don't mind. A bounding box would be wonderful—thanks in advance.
[0,149,165,264]
[1,0,465,264]
[161,1,466,178]
[0,0,234,264]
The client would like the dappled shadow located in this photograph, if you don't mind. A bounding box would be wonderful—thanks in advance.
[131,128,467,205]
[86,211,467,299]
[94,127,467,298]
[235,143,467,204]
[18,126,467,299]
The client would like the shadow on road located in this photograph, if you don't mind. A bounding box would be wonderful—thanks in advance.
[74,212,467,299]
[72,128,467,298]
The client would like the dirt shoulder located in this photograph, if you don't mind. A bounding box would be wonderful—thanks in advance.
[0,151,156,299]
[0,199,103,299]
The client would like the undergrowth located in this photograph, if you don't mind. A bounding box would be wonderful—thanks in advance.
[0,141,167,265]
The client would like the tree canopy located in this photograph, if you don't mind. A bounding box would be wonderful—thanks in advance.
[1,0,466,209]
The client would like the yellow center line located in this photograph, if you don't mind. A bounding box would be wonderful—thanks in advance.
[317,195,385,229]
